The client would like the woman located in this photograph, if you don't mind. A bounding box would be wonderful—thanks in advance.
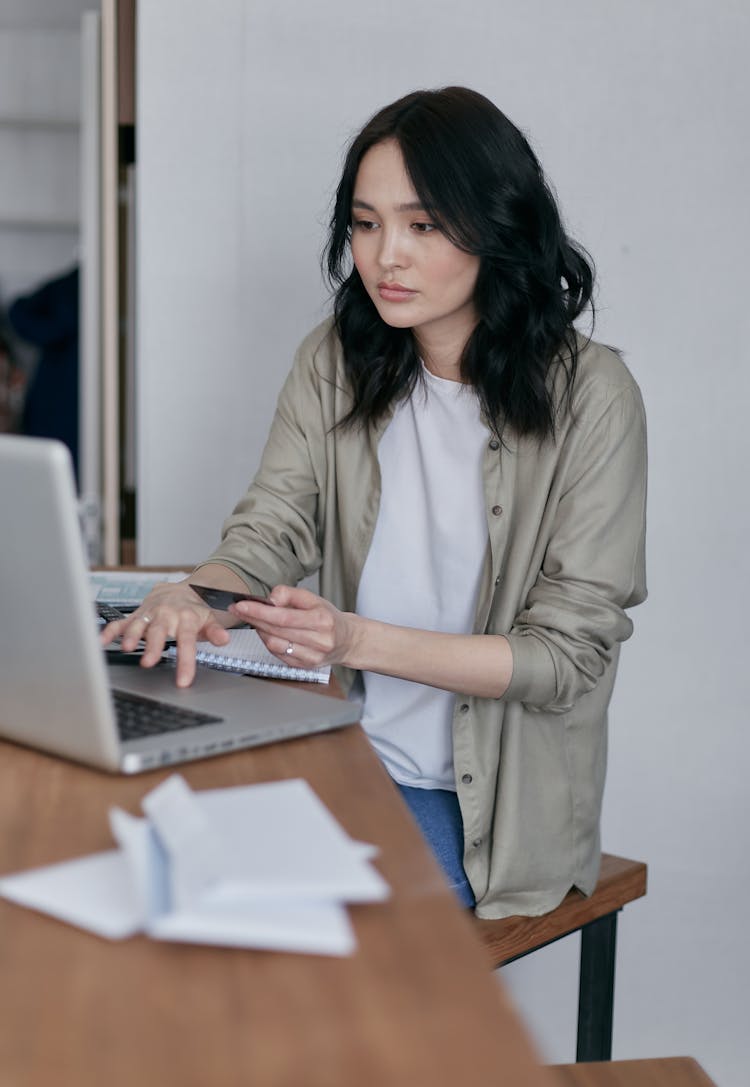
[105,87,647,919]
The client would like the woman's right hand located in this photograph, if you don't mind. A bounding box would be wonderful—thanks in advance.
[100,579,232,687]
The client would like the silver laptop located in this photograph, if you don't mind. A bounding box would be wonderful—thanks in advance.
[0,435,360,773]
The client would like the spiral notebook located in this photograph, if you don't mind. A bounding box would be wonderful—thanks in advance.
[166,628,331,684]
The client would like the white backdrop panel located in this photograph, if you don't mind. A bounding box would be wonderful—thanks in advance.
[136,4,750,1084]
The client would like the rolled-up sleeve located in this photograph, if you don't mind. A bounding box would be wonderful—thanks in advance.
[503,383,647,712]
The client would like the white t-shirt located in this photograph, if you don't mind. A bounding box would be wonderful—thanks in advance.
[356,366,489,789]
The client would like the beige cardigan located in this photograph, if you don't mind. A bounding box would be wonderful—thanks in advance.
[201,319,647,919]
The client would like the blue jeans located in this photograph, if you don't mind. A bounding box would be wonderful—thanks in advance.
[396,783,476,909]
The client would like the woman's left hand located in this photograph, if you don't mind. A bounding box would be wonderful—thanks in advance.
[229,585,360,668]
[232,584,513,698]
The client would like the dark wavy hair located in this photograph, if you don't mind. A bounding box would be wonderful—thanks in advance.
[324,86,595,442]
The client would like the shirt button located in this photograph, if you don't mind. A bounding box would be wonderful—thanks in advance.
[494,575,501,585]
[472,838,482,849]
[461,773,473,785]
[459,703,470,714]
[491,505,503,516]
[488,439,500,451]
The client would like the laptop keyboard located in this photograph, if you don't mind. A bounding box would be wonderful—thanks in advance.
[96,601,133,623]
[112,688,224,741]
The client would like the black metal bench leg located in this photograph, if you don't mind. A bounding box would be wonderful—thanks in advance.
[576,910,618,1062]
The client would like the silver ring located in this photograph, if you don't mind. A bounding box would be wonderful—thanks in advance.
[285,642,294,656]
[141,614,152,625]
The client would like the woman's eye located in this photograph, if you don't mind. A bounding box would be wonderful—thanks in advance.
[352,219,378,231]
[411,221,437,234]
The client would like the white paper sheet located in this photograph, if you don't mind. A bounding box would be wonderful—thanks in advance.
[194,779,390,905]
[0,774,387,956]
[89,570,189,606]
[0,850,142,939]
[149,899,356,956]
[109,807,170,923]
[141,774,234,911]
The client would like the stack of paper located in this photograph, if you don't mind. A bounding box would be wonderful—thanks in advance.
[89,570,189,607]
[0,775,389,956]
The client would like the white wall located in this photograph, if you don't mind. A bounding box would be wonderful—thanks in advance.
[137,3,750,1084]
[0,3,88,308]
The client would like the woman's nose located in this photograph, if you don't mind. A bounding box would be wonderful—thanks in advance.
[377,226,409,270]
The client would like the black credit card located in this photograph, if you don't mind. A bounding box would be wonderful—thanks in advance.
[190,584,272,611]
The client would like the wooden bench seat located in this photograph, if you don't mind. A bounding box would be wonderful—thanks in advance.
[474,853,647,1062]
[551,1057,717,1087]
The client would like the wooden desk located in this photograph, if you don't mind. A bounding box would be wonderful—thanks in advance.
[0,722,552,1087]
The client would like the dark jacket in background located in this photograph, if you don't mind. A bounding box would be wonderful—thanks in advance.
[9,266,79,481]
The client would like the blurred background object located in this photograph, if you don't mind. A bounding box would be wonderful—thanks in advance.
[0,322,26,434]
[7,265,80,479]
[0,0,90,477]
[0,0,131,564]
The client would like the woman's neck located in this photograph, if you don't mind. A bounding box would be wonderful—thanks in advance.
[413,322,475,383]
[415,330,467,382]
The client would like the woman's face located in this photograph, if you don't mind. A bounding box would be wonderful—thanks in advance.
[350,140,480,354]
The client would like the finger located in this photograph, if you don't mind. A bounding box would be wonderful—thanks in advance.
[268,584,322,609]
[203,621,231,647]
[237,601,333,642]
[173,629,198,688]
[231,600,326,634]
[100,618,128,646]
[260,632,315,665]
[139,619,173,667]
[171,618,229,687]
[141,604,213,655]
[254,623,332,653]
[258,630,328,666]
[158,616,226,686]
[120,612,158,652]
[229,598,283,625]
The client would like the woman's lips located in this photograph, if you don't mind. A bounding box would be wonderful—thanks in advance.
[377,282,417,302]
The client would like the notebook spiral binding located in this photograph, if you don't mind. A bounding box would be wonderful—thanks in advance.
[191,650,326,683]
